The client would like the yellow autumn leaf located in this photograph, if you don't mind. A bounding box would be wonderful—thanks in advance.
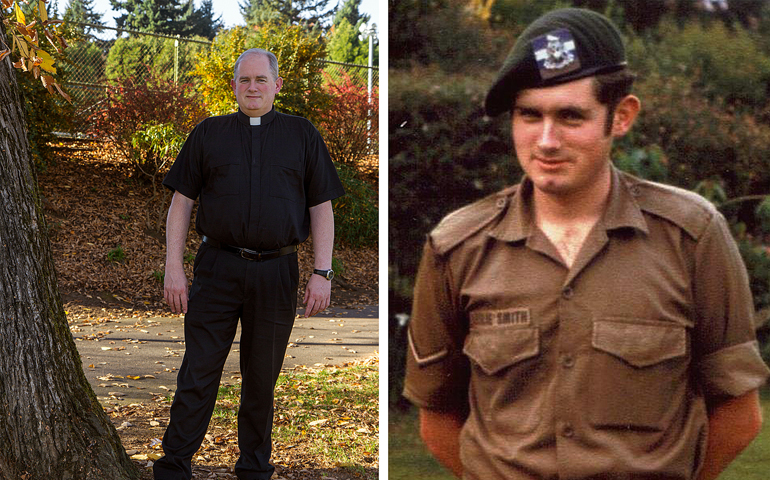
[13,34,30,58]
[15,1,25,24]
[38,0,47,22]
[38,49,56,73]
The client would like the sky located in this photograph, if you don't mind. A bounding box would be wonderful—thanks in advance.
[87,0,379,34]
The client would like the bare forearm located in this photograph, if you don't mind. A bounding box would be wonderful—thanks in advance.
[696,390,763,480]
[420,408,465,478]
[165,192,195,268]
[309,200,334,269]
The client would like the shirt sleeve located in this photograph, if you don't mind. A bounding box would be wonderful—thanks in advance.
[303,123,345,207]
[403,241,471,412]
[162,121,205,200]
[691,212,770,398]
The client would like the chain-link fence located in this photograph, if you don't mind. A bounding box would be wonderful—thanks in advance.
[63,22,379,127]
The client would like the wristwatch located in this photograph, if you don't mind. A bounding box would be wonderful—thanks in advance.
[313,269,334,281]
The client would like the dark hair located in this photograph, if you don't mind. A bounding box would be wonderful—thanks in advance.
[592,68,637,135]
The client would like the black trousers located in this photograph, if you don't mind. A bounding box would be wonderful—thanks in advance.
[154,243,299,480]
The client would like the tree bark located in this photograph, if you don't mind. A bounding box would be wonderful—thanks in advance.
[0,23,139,480]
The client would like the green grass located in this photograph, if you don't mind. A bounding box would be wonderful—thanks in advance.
[388,408,453,480]
[389,386,770,480]
[213,363,379,475]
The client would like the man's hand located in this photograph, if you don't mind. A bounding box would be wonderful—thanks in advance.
[164,264,189,314]
[303,274,331,318]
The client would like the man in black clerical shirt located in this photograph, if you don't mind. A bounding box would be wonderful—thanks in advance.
[153,48,344,480]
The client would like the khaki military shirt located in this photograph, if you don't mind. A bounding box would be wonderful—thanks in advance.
[403,167,769,480]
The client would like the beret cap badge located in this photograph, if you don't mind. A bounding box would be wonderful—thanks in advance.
[533,28,581,80]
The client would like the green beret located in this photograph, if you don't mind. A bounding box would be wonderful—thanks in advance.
[485,8,627,117]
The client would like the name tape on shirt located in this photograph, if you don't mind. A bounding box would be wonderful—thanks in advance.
[470,308,531,328]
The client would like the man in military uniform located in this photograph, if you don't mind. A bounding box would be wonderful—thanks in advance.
[154,48,344,480]
[403,8,769,480]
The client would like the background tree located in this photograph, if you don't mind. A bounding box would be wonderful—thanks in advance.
[180,0,221,39]
[62,0,104,34]
[0,5,139,478]
[110,0,185,34]
[239,0,335,30]
[326,0,377,66]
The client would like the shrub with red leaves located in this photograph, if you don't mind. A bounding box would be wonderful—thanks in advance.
[318,73,379,168]
[87,70,208,173]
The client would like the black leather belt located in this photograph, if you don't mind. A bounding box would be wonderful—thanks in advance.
[202,236,298,261]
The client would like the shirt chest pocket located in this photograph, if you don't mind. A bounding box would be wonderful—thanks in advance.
[588,319,688,431]
[204,157,241,196]
[270,156,303,202]
[463,327,544,434]
[464,327,540,375]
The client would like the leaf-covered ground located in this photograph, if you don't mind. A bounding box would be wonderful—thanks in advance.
[37,139,380,479]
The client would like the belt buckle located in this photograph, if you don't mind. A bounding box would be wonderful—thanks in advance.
[240,248,260,261]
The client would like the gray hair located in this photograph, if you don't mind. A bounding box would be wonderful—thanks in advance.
[233,48,280,81]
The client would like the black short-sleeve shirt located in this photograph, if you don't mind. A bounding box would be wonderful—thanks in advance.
[163,108,345,250]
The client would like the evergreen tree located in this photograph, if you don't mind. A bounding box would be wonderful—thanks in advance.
[239,0,335,30]
[62,0,104,34]
[333,0,368,28]
[110,0,186,35]
[327,0,377,66]
[181,0,222,39]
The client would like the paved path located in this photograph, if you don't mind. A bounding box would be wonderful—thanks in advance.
[73,305,379,404]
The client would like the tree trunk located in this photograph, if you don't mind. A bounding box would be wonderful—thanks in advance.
[0,26,139,480]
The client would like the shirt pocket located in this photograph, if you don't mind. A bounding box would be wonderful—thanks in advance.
[270,157,303,202]
[588,318,688,431]
[205,157,241,197]
[463,327,543,433]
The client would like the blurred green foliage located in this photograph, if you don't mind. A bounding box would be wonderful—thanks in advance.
[332,162,377,248]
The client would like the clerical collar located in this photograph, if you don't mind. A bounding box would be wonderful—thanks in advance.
[237,107,277,126]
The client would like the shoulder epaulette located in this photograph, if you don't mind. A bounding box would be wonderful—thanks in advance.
[622,173,718,241]
[429,186,518,255]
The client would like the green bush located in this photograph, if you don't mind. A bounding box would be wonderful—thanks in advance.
[105,34,209,85]
[332,163,377,248]
[389,67,514,280]
[628,19,770,106]
[631,72,770,201]
[131,122,187,178]
[389,0,510,72]
[192,25,330,124]
[87,71,207,173]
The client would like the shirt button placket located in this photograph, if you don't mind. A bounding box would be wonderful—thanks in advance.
[562,286,574,299]
[562,354,575,368]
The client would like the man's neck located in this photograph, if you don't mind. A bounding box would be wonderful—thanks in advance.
[532,167,612,268]
[533,167,612,226]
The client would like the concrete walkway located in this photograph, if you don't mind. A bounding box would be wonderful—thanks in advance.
[73,305,379,404]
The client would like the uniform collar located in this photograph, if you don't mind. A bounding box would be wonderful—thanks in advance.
[237,107,277,126]
[489,166,648,243]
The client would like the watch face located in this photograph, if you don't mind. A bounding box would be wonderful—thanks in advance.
[315,269,334,280]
